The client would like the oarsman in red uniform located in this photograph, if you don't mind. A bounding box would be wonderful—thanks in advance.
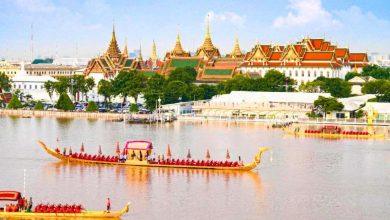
[17,197,23,211]
[106,198,111,213]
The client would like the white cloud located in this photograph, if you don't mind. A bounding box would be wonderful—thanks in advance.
[273,0,339,28]
[205,11,246,26]
[335,6,389,28]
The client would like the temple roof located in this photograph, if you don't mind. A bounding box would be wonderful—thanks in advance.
[201,19,215,51]
[231,37,243,58]
[106,24,122,59]
[173,33,185,54]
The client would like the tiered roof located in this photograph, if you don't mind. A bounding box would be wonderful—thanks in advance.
[195,19,221,60]
[241,37,368,68]
[165,33,190,59]
[84,26,147,78]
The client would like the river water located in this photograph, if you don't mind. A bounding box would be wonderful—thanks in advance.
[0,116,389,219]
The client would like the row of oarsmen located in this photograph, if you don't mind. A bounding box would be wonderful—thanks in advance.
[34,204,84,213]
[152,159,241,167]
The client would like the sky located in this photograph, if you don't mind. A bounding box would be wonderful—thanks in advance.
[1,0,390,60]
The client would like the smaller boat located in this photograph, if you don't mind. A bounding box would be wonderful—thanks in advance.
[0,191,130,219]
[288,125,385,139]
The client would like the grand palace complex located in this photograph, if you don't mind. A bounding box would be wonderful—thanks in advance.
[84,23,369,85]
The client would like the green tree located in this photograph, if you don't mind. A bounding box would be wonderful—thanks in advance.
[190,84,205,100]
[361,65,390,79]
[143,74,165,110]
[221,75,254,93]
[44,81,56,102]
[164,80,189,104]
[0,72,12,93]
[377,91,390,103]
[54,77,69,95]
[34,100,44,110]
[299,81,325,93]
[361,79,390,94]
[344,72,361,81]
[111,70,147,103]
[130,103,139,112]
[314,96,344,119]
[199,84,219,99]
[264,70,286,91]
[82,78,95,101]
[56,93,74,111]
[314,77,351,97]
[86,101,98,112]
[7,94,23,109]
[97,79,113,103]
[167,66,197,84]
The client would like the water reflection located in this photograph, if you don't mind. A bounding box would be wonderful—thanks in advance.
[43,161,262,192]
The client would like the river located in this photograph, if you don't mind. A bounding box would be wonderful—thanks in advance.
[0,116,389,219]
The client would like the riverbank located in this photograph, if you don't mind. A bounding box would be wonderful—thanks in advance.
[177,115,390,126]
[0,109,167,122]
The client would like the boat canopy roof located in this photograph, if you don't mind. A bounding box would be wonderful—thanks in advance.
[0,191,21,201]
[124,140,153,151]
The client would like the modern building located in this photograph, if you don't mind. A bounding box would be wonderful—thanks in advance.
[370,53,390,67]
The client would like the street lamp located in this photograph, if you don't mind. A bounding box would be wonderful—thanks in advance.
[157,97,161,121]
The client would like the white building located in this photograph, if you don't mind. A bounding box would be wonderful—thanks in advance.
[11,63,58,101]
[193,91,331,119]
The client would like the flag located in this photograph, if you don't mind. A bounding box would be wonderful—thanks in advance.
[167,144,172,159]
[80,143,84,153]
[116,142,120,157]
[206,149,211,160]
[226,148,230,160]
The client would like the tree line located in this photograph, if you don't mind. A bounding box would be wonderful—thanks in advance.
[96,67,297,111]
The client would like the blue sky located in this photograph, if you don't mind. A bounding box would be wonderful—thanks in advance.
[1,0,390,60]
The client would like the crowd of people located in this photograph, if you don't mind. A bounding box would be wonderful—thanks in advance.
[4,197,32,212]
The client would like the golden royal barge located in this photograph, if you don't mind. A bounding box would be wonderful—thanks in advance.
[38,140,268,171]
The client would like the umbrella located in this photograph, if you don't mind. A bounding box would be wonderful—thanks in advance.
[226,148,230,161]
[80,143,84,153]
[206,149,211,160]
[115,142,120,157]
[186,149,191,159]
[98,145,102,155]
[167,144,172,159]
[69,147,72,155]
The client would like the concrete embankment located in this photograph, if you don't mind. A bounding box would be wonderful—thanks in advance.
[0,109,141,121]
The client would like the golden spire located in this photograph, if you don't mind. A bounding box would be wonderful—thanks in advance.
[106,23,121,58]
[173,32,184,54]
[123,38,128,57]
[231,36,242,58]
[202,15,214,50]
[151,40,157,64]
[138,44,143,61]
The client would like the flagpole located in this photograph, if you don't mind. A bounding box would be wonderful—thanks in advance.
[23,169,26,196]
